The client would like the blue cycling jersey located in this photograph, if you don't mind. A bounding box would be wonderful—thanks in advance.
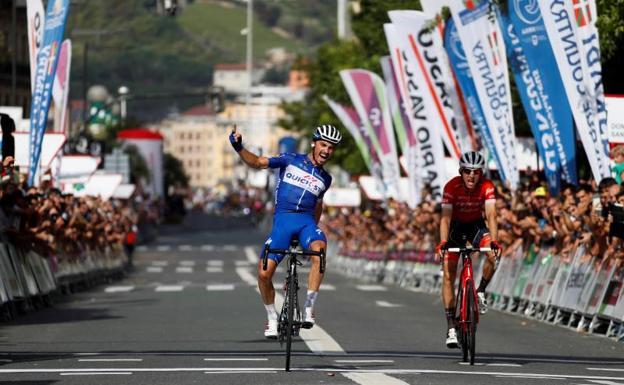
[268,153,332,215]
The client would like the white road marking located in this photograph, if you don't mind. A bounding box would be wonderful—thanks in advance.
[152,261,168,267]
[486,363,523,367]
[201,245,215,251]
[335,360,394,363]
[78,359,143,362]
[321,284,336,291]
[156,245,171,252]
[179,245,193,251]
[176,267,193,273]
[104,286,134,293]
[236,267,257,286]
[0,359,12,363]
[244,246,258,263]
[61,372,132,376]
[356,285,387,292]
[180,261,196,266]
[207,260,223,266]
[589,369,624,373]
[147,267,163,273]
[223,245,237,251]
[343,372,410,385]
[585,380,624,385]
[206,284,235,291]
[235,260,251,266]
[136,246,148,252]
[204,371,278,374]
[155,285,184,292]
[375,301,402,308]
[203,358,268,361]
[207,267,224,273]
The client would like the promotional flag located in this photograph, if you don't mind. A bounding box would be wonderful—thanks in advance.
[383,23,447,202]
[380,55,420,208]
[389,10,466,159]
[538,0,610,181]
[340,69,401,199]
[53,39,71,133]
[28,0,70,186]
[444,17,505,178]
[450,0,519,189]
[508,0,577,186]
[499,13,561,194]
[27,0,45,94]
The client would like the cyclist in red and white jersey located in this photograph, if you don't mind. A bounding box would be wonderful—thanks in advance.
[435,151,501,348]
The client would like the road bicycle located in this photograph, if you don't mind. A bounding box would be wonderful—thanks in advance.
[442,243,498,365]
[262,237,325,372]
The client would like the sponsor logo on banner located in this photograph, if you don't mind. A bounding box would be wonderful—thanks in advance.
[27,0,45,94]
[28,0,69,186]
[384,21,446,202]
[538,0,610,181]
[283,165,326,196]
[508,0,578,185]
[450,0,519,189]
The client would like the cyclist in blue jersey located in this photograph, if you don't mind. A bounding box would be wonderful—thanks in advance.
[229,124,342,338]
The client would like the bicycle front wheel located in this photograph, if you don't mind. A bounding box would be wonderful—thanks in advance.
[466,281,477,365]
[285,265,297,372]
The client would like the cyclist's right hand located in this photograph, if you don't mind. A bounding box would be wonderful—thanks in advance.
[229,125,243,152]
[435,240,447,262]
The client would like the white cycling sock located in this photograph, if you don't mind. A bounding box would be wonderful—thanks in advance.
[265,304,277,321]
[305,290,318,309]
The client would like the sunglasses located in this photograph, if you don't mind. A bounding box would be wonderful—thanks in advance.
[461,168,482,176]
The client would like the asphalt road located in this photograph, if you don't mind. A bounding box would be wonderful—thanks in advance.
[1,219,623,385]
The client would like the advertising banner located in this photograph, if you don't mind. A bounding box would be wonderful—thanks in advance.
[340,69,401,199]
[27,0,45,94]
[52,39,71,133]
[538,0,610,181]
[507,0,577,186]
[28,0,70,186]
[444,17,506,180]
[383,22,446,202]
[606,95,624,146]
[450,0,519,189]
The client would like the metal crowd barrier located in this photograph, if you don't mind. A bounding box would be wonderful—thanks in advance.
[330,242,624,343]
[0,241,129,321]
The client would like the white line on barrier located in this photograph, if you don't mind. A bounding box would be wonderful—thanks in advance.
[356,285,388,292]
[175,267,193,274]
[206,284,235,291]
[201,245,215,251]
[207,260,224,266]
[60,372,132,376]
[156,246,171,252]
[179,245,193,251]
[223,245,237,251]
[335,360,394,363]
[206,267,224,273]
[104,286,135,293]
[244,246,258,263]
[147,267,163,273]
[78,359,143,362]
[375,301,402,308]
[155,285,184,292]
[180,261,196,266]
[203,358,268,361]
[343,372,410,385]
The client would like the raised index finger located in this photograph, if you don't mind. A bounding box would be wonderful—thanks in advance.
[231,125,237,134]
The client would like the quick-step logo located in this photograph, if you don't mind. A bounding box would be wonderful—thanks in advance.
[283,165,326,196]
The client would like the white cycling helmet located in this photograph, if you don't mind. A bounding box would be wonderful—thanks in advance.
[313,124,342,145]
[459,151,485,170]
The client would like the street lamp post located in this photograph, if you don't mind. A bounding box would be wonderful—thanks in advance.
[118,85,130,124]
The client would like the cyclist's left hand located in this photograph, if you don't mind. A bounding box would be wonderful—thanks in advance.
[490,240,502,255]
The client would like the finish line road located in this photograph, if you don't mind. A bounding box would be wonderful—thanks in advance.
[1,224,623,385]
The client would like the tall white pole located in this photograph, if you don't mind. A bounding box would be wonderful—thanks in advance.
[246,0,253,133]
[337,0,346,39]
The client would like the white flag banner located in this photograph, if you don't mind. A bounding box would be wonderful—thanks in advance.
[53,39,71,133]
[538,0,610,181]
[384,23,447,203]
[340,69,401,199]
[449,0,519,189]
[27,0,45,94]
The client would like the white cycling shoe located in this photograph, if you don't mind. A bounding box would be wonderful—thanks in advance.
[264,319,278,339]
[302,307,315,329]
[446,327,458,349]
[477,292,488,315]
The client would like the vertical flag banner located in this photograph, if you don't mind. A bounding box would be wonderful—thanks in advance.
[340,69,401,199]
[499,13,561,194]
[28,0,70,186]
[450,0,519,190]
[538,0,610,181]
[384,23,446,203]
[508,0,577,186]
[27,0,45,94]
[389,10,465,160]
[53,39,71,133]
[445,17,505,178]
[380,55,420,208]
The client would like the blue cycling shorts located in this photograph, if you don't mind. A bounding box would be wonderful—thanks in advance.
[262,212,327,264]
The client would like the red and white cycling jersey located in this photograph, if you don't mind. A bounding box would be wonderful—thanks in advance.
[441,176,496,223]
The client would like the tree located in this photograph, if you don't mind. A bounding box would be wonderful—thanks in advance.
[164,152,189,195]
[123,144,150,184]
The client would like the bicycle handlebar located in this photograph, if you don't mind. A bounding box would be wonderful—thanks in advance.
[445,247,493,253]
[261,246,326,273]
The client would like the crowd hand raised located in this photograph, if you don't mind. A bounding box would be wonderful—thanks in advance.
[229,125,243,152]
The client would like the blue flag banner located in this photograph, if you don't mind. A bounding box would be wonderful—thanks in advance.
[507,0,577,186]
[444,18,506,181]
[499,11,561,194]
[28,0,70,186]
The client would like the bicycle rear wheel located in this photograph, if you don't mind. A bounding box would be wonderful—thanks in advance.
[466,281,476,365]
[285,264,296,371]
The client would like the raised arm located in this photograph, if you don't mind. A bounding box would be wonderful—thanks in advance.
[229,125,269,169]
